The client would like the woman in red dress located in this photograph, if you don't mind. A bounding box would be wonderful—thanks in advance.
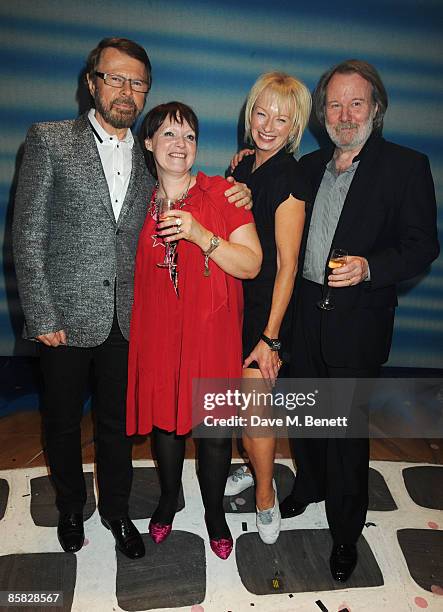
[126,102,262,559]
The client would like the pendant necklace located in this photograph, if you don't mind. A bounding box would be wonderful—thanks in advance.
[149,175,193,297]
[149,175,192,219]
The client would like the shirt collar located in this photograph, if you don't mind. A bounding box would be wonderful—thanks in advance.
[326,156,359,177]
[88,108,134,148]
[250,145,292,172]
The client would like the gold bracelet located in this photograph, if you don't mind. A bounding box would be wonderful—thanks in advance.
[202,235,220,277]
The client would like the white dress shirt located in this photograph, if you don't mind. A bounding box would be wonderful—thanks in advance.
[88,108,134,221]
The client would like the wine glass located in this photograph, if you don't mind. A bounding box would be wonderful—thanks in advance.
[317,248,348,310]
[156,198,177,268]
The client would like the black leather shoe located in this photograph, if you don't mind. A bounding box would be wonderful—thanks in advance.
[101,517,145,559]
[279,495,308,519]
[330,542,357,582]
[57,513,84,553]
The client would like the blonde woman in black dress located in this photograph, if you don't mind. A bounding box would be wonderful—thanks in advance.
[225,72,311,543]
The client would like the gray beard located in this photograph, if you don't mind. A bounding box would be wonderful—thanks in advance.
[326,115,374,151]
[94,91,139,129]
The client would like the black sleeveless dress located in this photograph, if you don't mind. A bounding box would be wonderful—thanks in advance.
[233,148,311,365]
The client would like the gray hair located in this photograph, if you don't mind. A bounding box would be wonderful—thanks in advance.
[313,59,388,132]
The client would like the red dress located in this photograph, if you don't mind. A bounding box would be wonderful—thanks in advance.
[126,172,255,435]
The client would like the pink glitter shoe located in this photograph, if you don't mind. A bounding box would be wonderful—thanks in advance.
[210,537,233,560]
[149,521,172,544]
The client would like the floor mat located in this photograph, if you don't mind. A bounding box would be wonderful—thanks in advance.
[236,529,383,594]
[0,478,8,520]
[402,465,443,510]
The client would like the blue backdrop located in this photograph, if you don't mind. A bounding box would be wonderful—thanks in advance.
[1,0,442,367]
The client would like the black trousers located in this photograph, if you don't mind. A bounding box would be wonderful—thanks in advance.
[289,279,380,544]
[39,313,132,519]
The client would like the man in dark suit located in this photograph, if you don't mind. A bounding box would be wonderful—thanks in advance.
[279,60,439,581]
[13,37,250,558]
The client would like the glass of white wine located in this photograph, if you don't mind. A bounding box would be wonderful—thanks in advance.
[317,248,348,310]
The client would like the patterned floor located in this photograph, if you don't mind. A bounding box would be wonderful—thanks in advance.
[0,460,442,612]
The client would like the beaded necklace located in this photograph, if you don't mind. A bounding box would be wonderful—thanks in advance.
[148,176,192,219]
[149,175,192,297]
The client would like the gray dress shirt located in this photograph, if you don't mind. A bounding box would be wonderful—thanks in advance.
[303,158,360,284]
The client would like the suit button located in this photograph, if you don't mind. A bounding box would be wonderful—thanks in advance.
[103,280,110,287]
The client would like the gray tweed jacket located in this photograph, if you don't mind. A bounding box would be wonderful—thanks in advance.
[13,113,154,347]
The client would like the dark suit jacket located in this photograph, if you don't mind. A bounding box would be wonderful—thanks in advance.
[296,133,439,368]
[13,114,154,346]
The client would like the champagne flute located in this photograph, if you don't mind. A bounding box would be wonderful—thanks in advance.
[156,198,177,268]
[317,248,348,310]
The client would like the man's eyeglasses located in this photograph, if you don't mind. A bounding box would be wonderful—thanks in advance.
[95,71,149,93]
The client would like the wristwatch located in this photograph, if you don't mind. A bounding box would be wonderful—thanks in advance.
[260,333,281,351]
[202,235,220,277]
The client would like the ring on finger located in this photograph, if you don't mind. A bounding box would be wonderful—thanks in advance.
[176,218,182,227]
[176,227,180,234]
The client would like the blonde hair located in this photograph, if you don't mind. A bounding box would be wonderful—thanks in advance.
[244,72,312,153]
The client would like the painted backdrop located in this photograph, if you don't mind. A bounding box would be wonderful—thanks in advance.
[1,0,442,367]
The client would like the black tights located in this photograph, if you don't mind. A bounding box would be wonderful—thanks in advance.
[151,428,186,526]
[151,427,232,539]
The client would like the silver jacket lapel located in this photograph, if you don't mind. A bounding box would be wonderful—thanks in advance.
[73,115,116,225]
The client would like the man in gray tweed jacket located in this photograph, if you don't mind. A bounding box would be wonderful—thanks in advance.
[13,37,153,558]
[13,37,251,558]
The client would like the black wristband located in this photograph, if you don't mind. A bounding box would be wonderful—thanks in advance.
[260,333,281,351]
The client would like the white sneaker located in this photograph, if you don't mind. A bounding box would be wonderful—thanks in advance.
[224,465,254,496]
[256,480,281,544]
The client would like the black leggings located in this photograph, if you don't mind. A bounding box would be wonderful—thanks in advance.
[151,427,232,539]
